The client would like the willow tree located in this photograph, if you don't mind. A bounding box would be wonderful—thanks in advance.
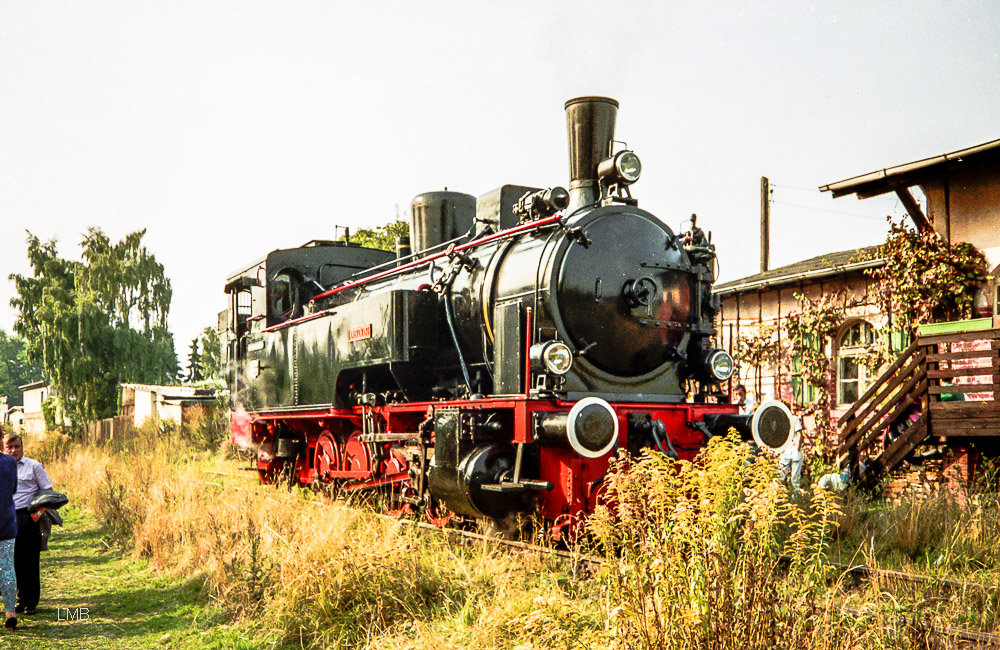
[9,228,178,424]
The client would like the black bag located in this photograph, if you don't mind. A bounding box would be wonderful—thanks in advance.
[28,489,69,513]
[37,507,64,552]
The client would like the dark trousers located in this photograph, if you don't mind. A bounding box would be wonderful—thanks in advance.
[14,510,40,610]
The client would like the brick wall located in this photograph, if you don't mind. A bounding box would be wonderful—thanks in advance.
[883,447,980,504]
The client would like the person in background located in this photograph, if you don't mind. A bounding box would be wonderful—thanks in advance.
[3,434,51,616]
[779,418,804,490]
[0,448,16,630]
[734,384,753,414]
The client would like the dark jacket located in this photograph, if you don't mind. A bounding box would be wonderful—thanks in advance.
[0,454,17,541]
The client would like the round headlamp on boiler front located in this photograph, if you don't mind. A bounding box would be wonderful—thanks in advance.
[597,150,642,185]
[705,349,734,382]
[529,340,574,376]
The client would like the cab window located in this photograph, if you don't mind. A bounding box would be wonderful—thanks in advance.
[269,270,303,323]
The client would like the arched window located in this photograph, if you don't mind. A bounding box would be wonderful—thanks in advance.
[837,321,875,405]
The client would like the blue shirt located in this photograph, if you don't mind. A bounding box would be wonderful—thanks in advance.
[0,454,17,540]
[13,456,52,511]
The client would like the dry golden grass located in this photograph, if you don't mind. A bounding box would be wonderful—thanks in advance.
[42,427,601,649]
[36,425,1000,649]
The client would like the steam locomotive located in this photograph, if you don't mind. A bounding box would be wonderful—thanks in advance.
[222,97,793,537]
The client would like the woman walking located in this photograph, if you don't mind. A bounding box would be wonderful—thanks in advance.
[0,449,17,630]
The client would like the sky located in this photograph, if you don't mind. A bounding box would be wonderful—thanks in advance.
[2,1,999,365]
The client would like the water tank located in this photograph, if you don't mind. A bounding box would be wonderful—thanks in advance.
[410,191,476,253]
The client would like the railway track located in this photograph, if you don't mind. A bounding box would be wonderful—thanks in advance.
[204,470,1000,645]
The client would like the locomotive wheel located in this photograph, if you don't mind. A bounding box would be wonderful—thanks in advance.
[257,466,276,484]
[380,448,408,476]
[380,451,414,517]
[313,431,341,482]
[256,441,280,484]
[387,503,415,518]
[342,431,373,476]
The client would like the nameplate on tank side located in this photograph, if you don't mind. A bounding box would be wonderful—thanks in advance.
[348,324,372,342]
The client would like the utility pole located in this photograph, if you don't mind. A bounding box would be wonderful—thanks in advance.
[760,176,770,273]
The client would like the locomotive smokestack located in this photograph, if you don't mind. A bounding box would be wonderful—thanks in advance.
[565,96,619,214]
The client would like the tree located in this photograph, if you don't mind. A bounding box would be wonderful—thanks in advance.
[345,219,409,252]
[0,330,44,406]
[198,327,222,380]
[182,327,221,383]
[185,337,203,383]
[9,228,178,424]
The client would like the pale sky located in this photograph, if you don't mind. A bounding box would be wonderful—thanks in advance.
[2,1,999,363]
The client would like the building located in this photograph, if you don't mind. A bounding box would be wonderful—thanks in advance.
[5,407,23,433]
[16,380,49,435]
[821,136,1000,288]
[120,383,219,429]
[715,247,889,440]
[716,136,1000,491]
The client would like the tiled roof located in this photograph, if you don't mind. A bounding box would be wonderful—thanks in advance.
[714,245,883,295]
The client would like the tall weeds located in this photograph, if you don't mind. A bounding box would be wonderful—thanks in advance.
[44,425,598,648]
[589,436,839,650]
[833,481,1000,576]
[38,424,1000,649]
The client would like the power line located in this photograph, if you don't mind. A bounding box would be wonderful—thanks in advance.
[771,200,897,222]
[770,182,824,193]
[771,182,899,203]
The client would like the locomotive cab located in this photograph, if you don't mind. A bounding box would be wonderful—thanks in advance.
[221,240,395,410]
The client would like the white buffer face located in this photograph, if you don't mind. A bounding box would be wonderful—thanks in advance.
[567,396,619,458]
[751,400,794,454]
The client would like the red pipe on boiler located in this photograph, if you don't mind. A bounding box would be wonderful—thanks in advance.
[524,307,533,399]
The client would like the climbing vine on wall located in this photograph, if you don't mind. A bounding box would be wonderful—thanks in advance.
[785,292,844,441]
[860,217,988,333]
[858,326,893,376]
[733,324,780,395]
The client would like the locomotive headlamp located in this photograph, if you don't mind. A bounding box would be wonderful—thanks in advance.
[543,342,573,375]
[530,340,573,375]
[704,349,734,382]
[751,400,794,453]
[597,150,642,185]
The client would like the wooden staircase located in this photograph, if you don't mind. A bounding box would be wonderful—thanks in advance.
[837,327,1000,484]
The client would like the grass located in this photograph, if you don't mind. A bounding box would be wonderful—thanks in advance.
[20,425,1000,648]
[36,427,605,649]
[2,505,278,650]
[829,486,1000,580]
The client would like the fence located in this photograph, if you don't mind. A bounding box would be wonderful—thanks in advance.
[82,415,132,443]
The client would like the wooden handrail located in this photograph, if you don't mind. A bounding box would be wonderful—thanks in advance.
[840,349,925,441]
[844,377,927,458]
[842,366,926,453]
[917,328,1000,346]
[837,340,919,426]
[839,326,1000,478]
